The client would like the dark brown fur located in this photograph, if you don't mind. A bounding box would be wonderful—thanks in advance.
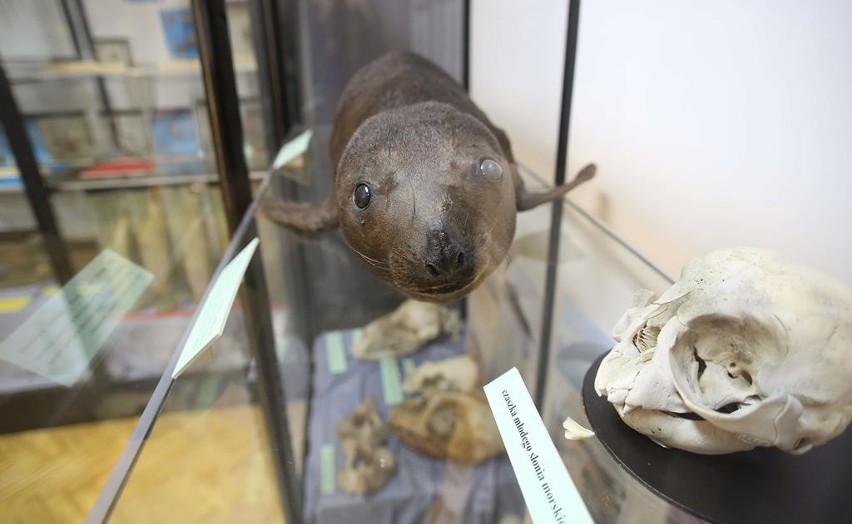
[263,52,594,302]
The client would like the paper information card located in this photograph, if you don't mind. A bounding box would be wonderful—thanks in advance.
[484,367,593,524]
[272,129,312,170]
[173,238,259,378]
[0,250,153,386]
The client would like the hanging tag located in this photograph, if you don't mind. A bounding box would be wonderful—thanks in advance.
[483,367,594,524]
[173,238,258,378]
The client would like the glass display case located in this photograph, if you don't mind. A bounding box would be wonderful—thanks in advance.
[0,1,272,521]
[5,2,849,524]
[78,128,667,522]
[1,0,475,521]
[0,0,268,298]
[75,130,694,523]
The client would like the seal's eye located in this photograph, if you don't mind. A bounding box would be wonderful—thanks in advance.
[478,158,503,181]
[353,183,372,209]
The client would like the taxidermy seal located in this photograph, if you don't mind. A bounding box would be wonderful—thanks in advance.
[263,52,595,302]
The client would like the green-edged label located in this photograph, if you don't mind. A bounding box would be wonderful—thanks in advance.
[326,331,347,374]
[402,357,416,376]
[272,129,312,170]
[320,444,336,495]
[174,239,259,378]
[380,356,403,405]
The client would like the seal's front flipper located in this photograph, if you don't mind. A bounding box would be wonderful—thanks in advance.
[260,198,339,232]
[514,163,596,212]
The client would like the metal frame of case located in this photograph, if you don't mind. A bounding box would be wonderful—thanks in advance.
[0,0,583,522]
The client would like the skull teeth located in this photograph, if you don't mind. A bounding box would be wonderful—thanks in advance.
[633,323,660,352]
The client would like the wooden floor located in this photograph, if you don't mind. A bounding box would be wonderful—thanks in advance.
[0,405,285,523]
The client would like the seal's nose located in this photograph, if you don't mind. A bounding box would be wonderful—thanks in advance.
[425,228,468,278]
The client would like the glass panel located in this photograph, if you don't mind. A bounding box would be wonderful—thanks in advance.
[0,1,247,520]
[1,0,268,191]
[0,218,222,522]
[298,0,465,124]
[259,129,529,523]
[110,121,535,522]
[92,2,560,522]
[529,164,693,523]
[109,295,284,523]
[256,211,310,481]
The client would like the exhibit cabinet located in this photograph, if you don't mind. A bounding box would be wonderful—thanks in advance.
[0,0,272,304]
[3,1,851,524]
[84,128,685,524]
[0,1,272,520]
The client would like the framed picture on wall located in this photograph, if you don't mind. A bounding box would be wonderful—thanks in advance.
[160,7,198,60]
[193,100,212,158]
[194,98,268,169]
[94,38,134,66]
[151,109,200,157]
[28,112,94,163]
[0,0,77,61]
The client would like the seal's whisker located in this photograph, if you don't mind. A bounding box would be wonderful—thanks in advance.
[478,215,498,243]
[353,249,390,270]
[392,247,417,263]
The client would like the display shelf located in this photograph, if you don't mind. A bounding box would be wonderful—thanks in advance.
[2,58,258,82]
[0,164,266,192]
[48,169,267,192]
[583,352,852,524]
[303,326,524,524]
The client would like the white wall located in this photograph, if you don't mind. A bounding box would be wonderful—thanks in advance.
[472,0,852,284]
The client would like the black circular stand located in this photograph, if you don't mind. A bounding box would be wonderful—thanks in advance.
[583,351,852,524]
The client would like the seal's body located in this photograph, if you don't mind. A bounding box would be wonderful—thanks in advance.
[264,52,594,302]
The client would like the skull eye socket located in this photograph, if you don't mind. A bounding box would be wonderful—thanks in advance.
[427,404,458,438]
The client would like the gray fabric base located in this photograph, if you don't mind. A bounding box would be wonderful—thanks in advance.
[304,326,525,524]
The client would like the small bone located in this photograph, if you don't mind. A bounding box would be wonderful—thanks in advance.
[562,416,596,441]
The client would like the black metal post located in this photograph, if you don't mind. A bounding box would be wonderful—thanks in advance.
[0,65,74,284]
[461,0,470,91]
[250,3,315,501]
[60,0,121,150]
[193,0,253,231]
[249,0,302,151]
[534,0,583,409]
[192,1,302,522]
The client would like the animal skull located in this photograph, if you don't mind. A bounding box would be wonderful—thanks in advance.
[594,248,852,454]
[336,441,396,495]
[352,300,461,360]
[389,391,504,463]
[336,398,396,494]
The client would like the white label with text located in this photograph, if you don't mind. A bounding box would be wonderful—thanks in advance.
[483,367,593,524]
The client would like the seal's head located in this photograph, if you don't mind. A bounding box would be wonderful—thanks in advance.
[262,104,595,303]
[336,102,514,302]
